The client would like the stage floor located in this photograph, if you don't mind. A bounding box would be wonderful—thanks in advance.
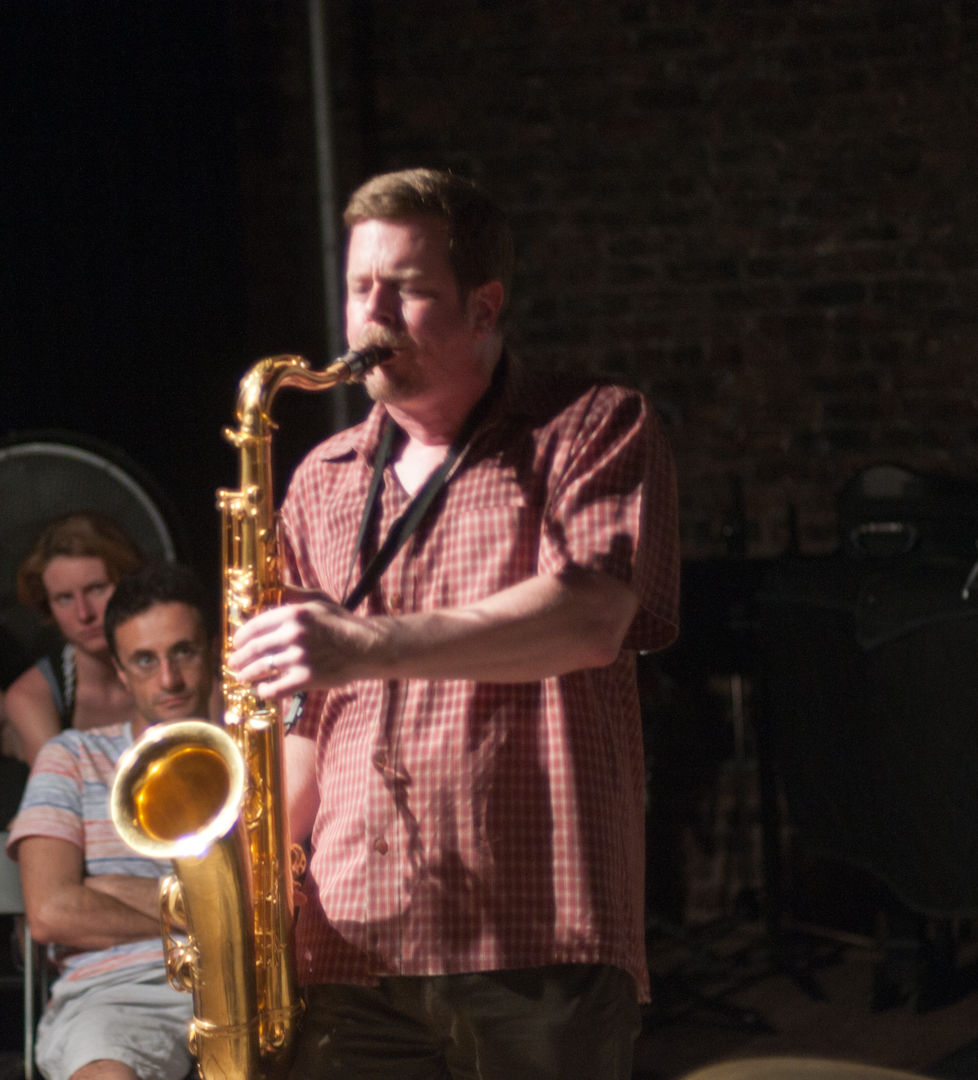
[636,927,978,1079]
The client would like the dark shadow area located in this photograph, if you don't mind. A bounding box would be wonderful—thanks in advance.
[1,2,248,581]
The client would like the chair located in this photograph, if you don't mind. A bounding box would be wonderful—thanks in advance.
[0,830,37,1080]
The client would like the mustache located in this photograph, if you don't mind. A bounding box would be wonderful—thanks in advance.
[353,328,413,352]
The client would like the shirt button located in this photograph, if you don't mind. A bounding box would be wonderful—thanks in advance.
[373,837,389,855]
[373,750,387,769]
[389,592,403,611]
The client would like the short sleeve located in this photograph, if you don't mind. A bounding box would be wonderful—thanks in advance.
[538,386,680,653]
[5,737,85,860]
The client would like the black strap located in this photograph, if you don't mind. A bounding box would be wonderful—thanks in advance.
[285,362,505,729]
[339,419,396,605]
[342,364,503,612]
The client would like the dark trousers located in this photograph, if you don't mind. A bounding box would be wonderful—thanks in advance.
[288,963,640,1080]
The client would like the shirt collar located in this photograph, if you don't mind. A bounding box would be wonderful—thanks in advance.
[317,347,525,464]
[318,400,389,463]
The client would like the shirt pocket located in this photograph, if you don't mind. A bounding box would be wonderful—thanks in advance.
[420,496,540,609]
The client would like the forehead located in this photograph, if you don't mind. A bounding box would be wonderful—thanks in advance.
[41,555,109,592]
[346,216,453,275]
[114,602,204,653]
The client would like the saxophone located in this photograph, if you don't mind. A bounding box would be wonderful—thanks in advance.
[110,347,390,1080]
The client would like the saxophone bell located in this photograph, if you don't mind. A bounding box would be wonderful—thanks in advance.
[110,720,261,1080]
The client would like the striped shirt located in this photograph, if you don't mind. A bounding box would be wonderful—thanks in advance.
[6,722,169,984]
[283,362,680,1001]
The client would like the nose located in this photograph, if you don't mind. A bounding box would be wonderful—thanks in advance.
[158,656,186,692]
[75,593,96,624]
[363,281,399,326]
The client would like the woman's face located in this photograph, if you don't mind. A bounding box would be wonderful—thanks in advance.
[41,555,115,654]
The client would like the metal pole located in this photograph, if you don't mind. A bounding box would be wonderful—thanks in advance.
[24,923,33,1080]
[308,0,349,431]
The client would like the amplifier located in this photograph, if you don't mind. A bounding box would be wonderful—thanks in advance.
[838,464,978,559]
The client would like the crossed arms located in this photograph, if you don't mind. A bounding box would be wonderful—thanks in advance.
[19,836,161,949]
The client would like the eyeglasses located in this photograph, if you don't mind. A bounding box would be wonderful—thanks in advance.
[121,641,206,680]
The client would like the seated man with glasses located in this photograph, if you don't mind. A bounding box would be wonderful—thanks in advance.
[6,563,217,1080]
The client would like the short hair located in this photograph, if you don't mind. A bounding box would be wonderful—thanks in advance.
[17,512,145,619]
[104,563,211,661]
[343,168,515,313]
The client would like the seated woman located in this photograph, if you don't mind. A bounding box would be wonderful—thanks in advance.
[5,512,144,765]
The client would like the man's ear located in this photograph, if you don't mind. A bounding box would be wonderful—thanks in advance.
[467,280,505,338]
[113,659,131,693]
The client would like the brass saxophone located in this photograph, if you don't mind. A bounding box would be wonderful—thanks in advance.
[110,347,390,1080]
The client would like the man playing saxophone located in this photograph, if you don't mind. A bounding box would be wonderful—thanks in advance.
[7,565,217,1080]
[229,168,681,1080]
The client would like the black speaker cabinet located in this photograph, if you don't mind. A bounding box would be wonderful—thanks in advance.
[757,553,978,918]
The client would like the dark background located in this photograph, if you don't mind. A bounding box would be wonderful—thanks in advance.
[3,0,978,573]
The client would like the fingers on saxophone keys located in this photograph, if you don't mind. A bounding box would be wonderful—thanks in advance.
[229,627,289,673]
[230,652,274,686]
[257,664,310,700]
[230,603,300,650]
[239,651,282,685]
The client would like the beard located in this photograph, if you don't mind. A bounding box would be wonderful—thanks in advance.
[363,360,430,403]
[352,329,429,403]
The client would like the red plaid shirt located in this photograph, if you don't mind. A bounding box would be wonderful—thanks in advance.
[282,361,680,1001]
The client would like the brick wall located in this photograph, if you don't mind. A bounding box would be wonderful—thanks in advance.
[236,0,978,558]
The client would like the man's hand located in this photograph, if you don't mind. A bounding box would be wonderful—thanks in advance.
[228,567,639,697]
[229,586,385,698]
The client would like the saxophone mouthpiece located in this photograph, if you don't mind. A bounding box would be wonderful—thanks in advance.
[337,345,394,377]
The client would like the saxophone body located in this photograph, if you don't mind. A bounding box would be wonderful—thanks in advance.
[111,348,389,1080]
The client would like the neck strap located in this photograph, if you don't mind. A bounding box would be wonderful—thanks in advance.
[342,361,504,611]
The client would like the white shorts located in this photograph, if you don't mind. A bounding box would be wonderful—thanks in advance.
[35,965,194,1080]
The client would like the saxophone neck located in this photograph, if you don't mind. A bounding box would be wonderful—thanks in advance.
[217,345,395,713]
[231,356,310,442]
[229,346,392,442]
